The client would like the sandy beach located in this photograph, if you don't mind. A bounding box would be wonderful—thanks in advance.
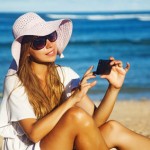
[0,100,150,149]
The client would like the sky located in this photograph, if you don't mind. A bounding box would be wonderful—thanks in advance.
[0,0,150,12]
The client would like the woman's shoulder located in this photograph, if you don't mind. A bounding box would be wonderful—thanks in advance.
[56,65,80,85]
[4,74,22,93]
[56,65,78,75]
[5,73,20,85]
[56,65,71,71]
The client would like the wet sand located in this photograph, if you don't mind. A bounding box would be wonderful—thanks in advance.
[0,100,150,150]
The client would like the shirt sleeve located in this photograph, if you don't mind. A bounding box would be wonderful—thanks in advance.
[63,67,80,97]
[68,67,80,90]
[8,85,36,122]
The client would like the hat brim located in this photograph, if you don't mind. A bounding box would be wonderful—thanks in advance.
[11,19,72,69]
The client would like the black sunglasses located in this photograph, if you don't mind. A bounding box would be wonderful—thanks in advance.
[31,31,57,50]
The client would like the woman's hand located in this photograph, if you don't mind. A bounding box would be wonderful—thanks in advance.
[101,57,130,89]
[73,66,97,102]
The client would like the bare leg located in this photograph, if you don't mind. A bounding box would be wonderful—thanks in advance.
[99,120,150,150]
[40,107,108,150]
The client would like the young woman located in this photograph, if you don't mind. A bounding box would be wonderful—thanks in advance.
[0,12,149,150]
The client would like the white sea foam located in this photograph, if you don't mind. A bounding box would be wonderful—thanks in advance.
[47,13,150,21]
[138,15,150,21]
[47,14,85,19]
[87,14,150,21]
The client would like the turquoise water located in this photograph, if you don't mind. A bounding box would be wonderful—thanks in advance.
[0,12,150,100]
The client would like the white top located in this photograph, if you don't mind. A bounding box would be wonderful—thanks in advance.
[0,66,80,150]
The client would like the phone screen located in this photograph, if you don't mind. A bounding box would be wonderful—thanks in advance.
[95,59,112,75]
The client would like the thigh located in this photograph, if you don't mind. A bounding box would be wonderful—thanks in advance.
[40,110,78,150]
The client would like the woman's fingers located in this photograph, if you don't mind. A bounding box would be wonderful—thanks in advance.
[80,66,95,84]
[84,66,94,76]
[124,62,130,73]
[109,56,124,68]
[114,62,130,74]
[109,56,115,60]
[79,67,97,95]
[80,81,97,90]
[77,81,97,98]
[90,80,97,87]
[80,74,96,85]
[110,60,123,67]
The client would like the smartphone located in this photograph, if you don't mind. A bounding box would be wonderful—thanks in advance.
[95,59,112,75]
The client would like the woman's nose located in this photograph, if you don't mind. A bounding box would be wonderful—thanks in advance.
[45,39,53,49]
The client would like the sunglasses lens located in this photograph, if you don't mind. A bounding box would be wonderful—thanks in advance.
[31,31,57,50]
[32,38,46,50]
[48,31,57,42]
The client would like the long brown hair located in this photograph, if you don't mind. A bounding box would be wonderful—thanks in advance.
[17,36,64,119]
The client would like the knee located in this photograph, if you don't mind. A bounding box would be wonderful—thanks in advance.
[64,107,94,128]
[104,120,134,147]
[103,120,125,137]
[100,120,124,146]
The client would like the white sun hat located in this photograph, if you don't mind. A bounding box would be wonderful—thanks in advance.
[10,12,72,73]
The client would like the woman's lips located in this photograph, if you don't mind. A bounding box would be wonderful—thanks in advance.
[46,50,55,56]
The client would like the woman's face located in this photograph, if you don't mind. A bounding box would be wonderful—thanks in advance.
[29,36,58,63]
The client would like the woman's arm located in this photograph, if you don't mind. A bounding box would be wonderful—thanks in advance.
[93,57,130,126]
[75,94,95,115]
[93,85,120,126]
[19,66,96,143]
[19,96,78,143]
[75,85,120,123]
[75,57,130,127]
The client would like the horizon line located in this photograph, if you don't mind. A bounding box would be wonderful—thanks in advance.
[0,10,150,14]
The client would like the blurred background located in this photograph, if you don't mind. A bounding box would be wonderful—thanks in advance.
[0,0,150,101]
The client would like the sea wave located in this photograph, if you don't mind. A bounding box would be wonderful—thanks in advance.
[1,38,150,46]
[46,13,150,21]
[69,38,150,45]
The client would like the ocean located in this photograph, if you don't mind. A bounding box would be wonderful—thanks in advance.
[0,12,150,101]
